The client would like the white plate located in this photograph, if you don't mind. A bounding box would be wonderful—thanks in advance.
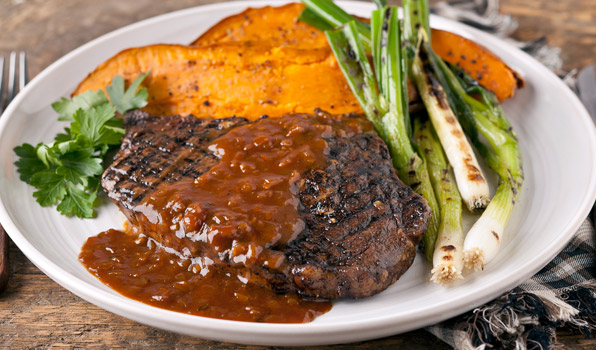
[1,0,595,346]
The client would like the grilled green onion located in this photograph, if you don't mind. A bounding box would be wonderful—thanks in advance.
[404,0,522,270]
[301,0,371,51]
[448,68,523,270]
[302,0,524,272]
[373,0,387,9]
[414,118,464,284]
[410,34,490,212]
[325,9,440,260]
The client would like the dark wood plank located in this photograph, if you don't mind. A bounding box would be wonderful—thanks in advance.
[0,227,8,293]
[0,0,594,349]
[502,0,596,72]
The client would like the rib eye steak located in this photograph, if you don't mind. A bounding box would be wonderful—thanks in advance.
[101,109,431,299]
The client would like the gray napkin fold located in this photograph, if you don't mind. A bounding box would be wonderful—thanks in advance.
[426,219,596,349]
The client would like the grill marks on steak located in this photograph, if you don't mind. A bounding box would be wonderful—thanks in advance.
[102,110,249,212]
[285,134,426,298]
[102,110,431,299]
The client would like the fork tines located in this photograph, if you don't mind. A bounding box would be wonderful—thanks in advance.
[0,51,27,115]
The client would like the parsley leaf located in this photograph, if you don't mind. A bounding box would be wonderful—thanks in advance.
[14,144,47,183]
[14,73,149,218]
[30,172,67,206]
[71,103,121,147]
[56,184,97,218]
[52,90,109,121]
[57,149,103,185]
[106,73,149,114]
[36,143,59,168]
[98,124,126,147]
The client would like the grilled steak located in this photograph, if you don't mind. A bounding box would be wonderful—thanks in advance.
[102,109,431,299]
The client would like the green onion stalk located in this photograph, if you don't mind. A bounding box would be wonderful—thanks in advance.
[404,0,523,270]
[373,0,388,9]
[299,0,372,52]
[448,67,523,270]
[322,7,440,260]
[414,118,464,284]
[404,0,490,213]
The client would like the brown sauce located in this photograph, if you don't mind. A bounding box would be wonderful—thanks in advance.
[80,113,371,323]
[80,229,331,322]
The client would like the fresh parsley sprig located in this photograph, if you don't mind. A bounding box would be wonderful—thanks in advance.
[14,73,149,218]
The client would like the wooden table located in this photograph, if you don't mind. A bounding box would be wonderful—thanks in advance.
[1,0,595,348]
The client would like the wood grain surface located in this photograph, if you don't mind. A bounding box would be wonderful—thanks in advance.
[1,0,595,349]
[0,228,8,293]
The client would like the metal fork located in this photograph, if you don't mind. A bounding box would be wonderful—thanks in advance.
[0,51,27,294]
[0,52,27,115]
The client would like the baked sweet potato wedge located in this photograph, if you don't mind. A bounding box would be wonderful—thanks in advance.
[192,3,523,101]
[73,42,361,119]
[74,3,521,118]
[431,29,524,101]
[195,3,328,50]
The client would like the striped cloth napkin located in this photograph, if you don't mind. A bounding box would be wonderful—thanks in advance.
[426,219,596,349]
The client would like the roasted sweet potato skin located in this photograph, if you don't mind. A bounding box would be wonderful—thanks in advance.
[193,3,522,101]
[73,42,361,119]
[195,3,328,49]
[431,29,524,101]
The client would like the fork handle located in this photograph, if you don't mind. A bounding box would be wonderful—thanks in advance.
[0,226,8,293]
